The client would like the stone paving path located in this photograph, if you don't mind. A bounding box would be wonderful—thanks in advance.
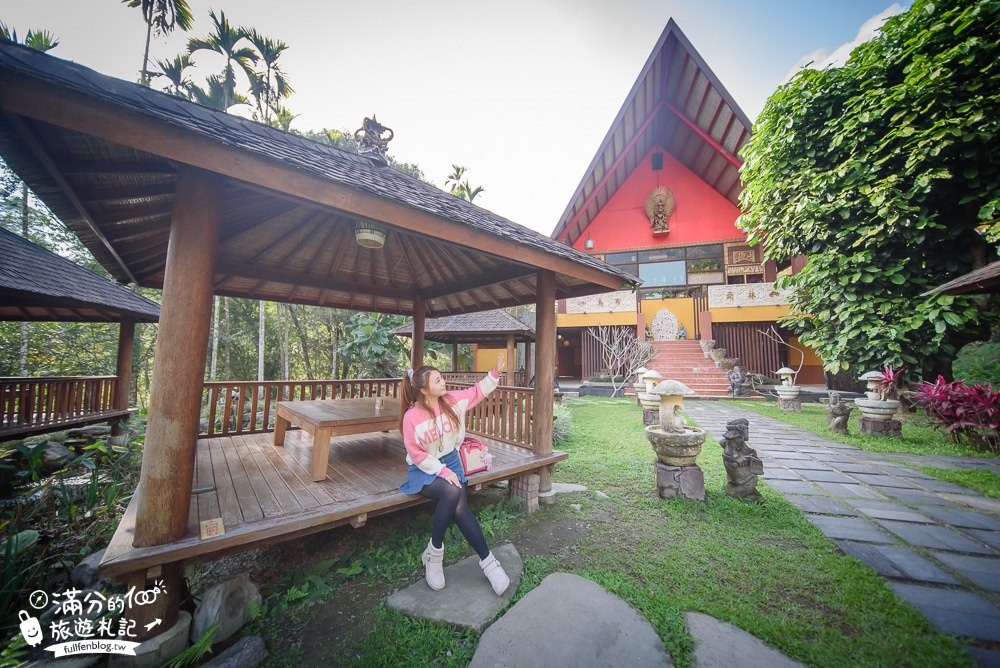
[685,401,1000,664]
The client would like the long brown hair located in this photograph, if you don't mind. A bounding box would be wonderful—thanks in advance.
[399,365,461,436]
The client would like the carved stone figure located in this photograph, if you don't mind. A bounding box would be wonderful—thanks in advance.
[645,186,675,234]
[720,418,763,501]
[826,392,854,435]
[650,309,680,341]
[354,115,394,165]
[727,365,752,398]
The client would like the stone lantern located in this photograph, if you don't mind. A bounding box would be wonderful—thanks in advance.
[644,379,705,501]
[632,367,649,407]
[859,370,883,400]
[774,367,801,412]
[855,370,901,437]
[638,370,663,423]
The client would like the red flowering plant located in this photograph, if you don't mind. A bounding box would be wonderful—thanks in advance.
[911,376,1000,452]
[876,365,907,401]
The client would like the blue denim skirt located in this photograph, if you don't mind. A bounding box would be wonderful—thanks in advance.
[399,449,467,494]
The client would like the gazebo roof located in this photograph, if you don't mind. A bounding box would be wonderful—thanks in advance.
[923,260,1000,296]
[551,19,752,246]
[393,308,534,344]
[0,42,639,318]
[0,226,160,322]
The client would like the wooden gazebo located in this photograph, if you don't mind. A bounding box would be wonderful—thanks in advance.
[393,308,535,384]
[0,42,638,638]
[0,226,159,439]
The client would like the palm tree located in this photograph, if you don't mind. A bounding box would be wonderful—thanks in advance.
[189,74,248,111]
[187,10,257,111]
[241,28,293,125]
[444,164,485,202]
[270,104,299,132]
[151,54,193,98]
[0,23,60,52]
[121,0,194,85]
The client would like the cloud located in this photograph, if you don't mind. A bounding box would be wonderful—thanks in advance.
[783,4,906,82]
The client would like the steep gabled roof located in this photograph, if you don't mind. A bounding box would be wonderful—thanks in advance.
[551,19,752,246]
[924,260,1000,296]
[0,226,160,322]
[393,308,534,344]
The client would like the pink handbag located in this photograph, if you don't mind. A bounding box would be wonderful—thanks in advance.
[459,436,490,475]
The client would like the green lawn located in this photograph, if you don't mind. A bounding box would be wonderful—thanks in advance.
[919,467,1000,500]
[732,400,998,458]
[243,397,974,667]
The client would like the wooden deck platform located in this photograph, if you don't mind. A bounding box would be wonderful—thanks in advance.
[99,429,565,578]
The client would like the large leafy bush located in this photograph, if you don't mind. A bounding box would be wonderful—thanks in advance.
[911,376,1000,452]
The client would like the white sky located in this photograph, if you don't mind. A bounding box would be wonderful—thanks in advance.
[3,0,907,235]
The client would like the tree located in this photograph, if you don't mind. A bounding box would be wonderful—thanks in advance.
[187,10,257,111]
[0,23,60,52]
[121,0,194,85]
[445,164,485,202]
[738,0,999,380]
[588,325,653,395]
[241,28,293,125]
[151,54,193,98]
[188,74,248,111]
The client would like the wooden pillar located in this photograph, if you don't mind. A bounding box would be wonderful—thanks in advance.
[534,271,555,493]
[411,294,425,370]
[506,334,516,386]
[524,341,532,385]
[451,343,458,372]
[110,318,135,437]
[133,168,223,549]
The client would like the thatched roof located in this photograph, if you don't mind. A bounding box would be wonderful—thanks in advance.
[552,20,751,246]
[0,226,160,322]
[0,41,640,318]
[923,260,1000,296]
[393,308,534,344]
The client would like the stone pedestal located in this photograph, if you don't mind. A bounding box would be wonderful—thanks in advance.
[654,461,705,501]
[642,409,659,425]
[509,473,540,513]
[860,417,901,437]
[778,397,802,412]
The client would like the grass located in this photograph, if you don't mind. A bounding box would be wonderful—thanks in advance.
[731,400,998,458]
[918,467,1000,500]
[246,396,973,667]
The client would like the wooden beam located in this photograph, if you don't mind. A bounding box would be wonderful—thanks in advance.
[663,101,742,169]
[58,159,175,176]
[533,270,555,494]
[132,167,223,547]
[506,334,516,387]
[411,294,425,370]
[2,112,137,284]
[78,180,176,204]
[0,77,624,291]
[219,201,300,242]
[215,260,411,300]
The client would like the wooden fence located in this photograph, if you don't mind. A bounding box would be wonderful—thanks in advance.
[1,376,120,437]
[442,371,527,386]
[199,377,535,449]
[712,322,782,376]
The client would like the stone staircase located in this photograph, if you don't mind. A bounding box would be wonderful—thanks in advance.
[646,340,731,397]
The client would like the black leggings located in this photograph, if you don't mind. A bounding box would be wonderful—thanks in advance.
[419,478,489,559]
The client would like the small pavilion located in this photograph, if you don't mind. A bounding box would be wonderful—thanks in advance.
[0,41,638,638]
[392,308,535,384]
[0,226,160,439]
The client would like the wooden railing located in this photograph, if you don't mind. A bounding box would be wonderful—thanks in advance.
[1,376,120,436]
[443,371,527,386]
[200,377,536,449]
[199,378,401,438]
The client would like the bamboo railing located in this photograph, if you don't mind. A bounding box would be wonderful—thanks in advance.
[1,376,121,437]
[199,376,535,449]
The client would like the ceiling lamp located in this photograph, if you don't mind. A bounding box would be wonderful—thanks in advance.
[354,220,387,249]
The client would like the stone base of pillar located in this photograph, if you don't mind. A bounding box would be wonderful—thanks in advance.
[860,417,902,437]
[642,409,660,425]
[778,398,802,412]
[509,473,540,513]
[654,461,705,501]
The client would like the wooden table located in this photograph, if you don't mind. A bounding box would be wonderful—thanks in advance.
[274,398,400,481]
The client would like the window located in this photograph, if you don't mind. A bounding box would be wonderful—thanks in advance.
[607,244,726,297]
[639,261,686,286]
[604,251,637,265]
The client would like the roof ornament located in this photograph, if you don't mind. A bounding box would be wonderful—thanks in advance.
[645,186,675,235]
[354,115,394,166]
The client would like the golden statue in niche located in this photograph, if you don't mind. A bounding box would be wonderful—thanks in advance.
[645,186,675,234]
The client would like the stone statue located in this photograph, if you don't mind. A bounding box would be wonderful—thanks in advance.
[826,392,853,435]
[354,115,394,165]
[645,186,675,234]
[677,324,687,340]
[726,365,751,398]
[720,418,763,501]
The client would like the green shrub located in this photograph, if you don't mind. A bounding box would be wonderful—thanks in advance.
[954,342,1000,386]
[552,401,573,445]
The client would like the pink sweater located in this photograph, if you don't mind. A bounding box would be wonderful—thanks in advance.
[402,371,499,477]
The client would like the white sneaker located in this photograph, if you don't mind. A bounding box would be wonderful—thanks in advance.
[422,539,445,591]
[479,552,510,595]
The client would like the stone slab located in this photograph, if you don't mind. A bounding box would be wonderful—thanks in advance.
[835,462,880,474]
[761,468,803,481]
[782,460,834,471]
[764,480,821,496]
[883,488,957,506]
[538,482,589,498]
[966,530,1000,551]
[931,552,1000,592]
[876,521,994,554]
[944,494,1000,513]
[684,612,803,668]
[814,483,888,500]
[386,543,523,633]
[890,583,1000,642]
[916,507,1000,532]
[108,611,190,668]
[835,541,958,584]
[784,495,857,516]
[847,474,921,489]
[807,516,895,543]
[965,646,1000,668]
[845,500,934,524]
[914,478,980,494]
[469,573,673,668]
[797,470,857,484]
